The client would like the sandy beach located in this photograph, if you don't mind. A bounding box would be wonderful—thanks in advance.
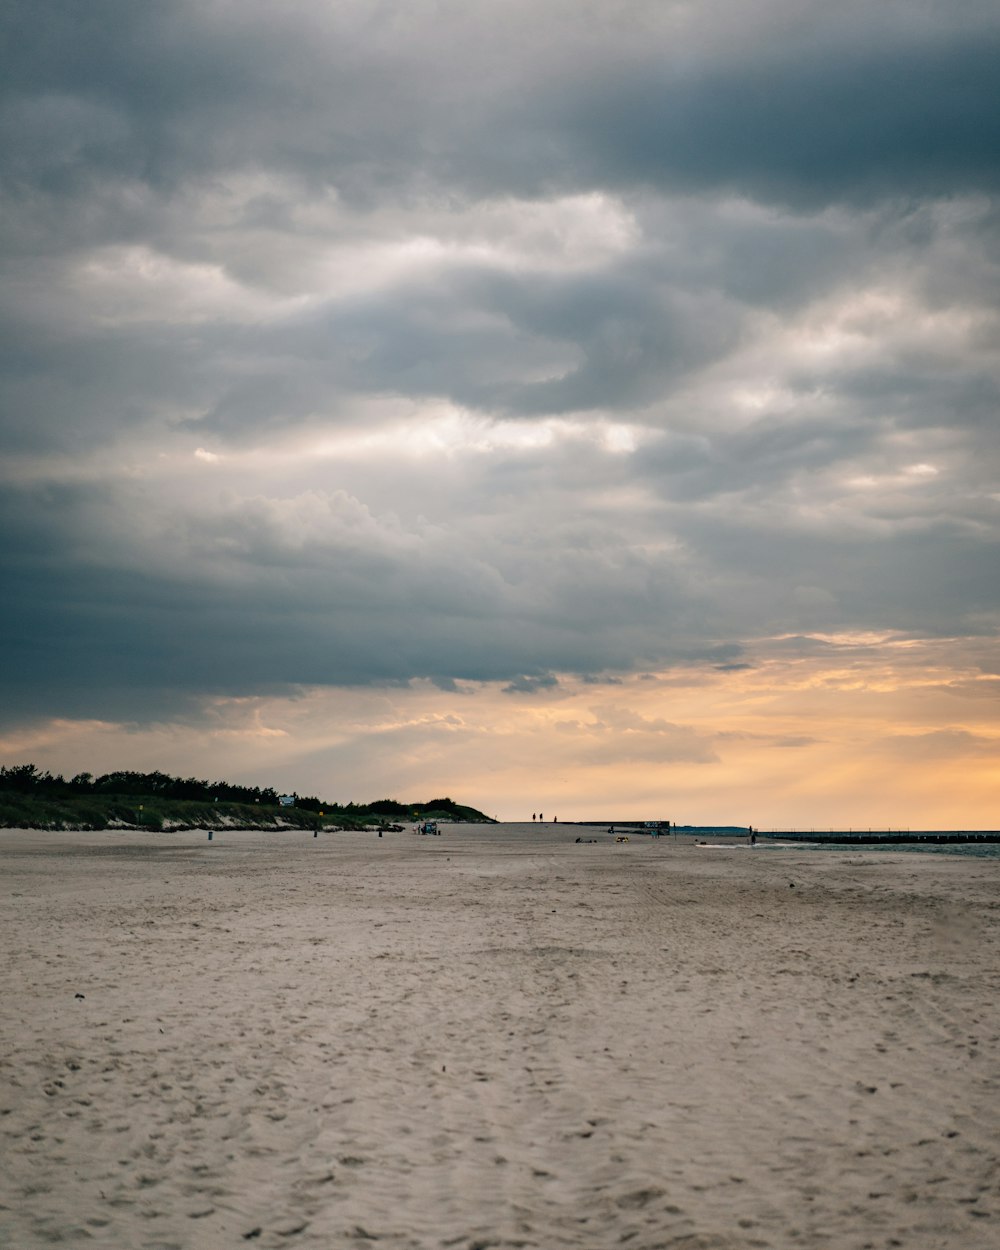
[1,823,997,1249]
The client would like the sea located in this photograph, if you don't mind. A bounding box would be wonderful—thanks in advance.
[575,824,1000,858]
[771,841,1000,860]
[743,834,1000,859]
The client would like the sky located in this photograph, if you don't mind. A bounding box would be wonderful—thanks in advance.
[2,0,999,826]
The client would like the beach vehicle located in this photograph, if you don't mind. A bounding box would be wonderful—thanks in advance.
[420,820,440,835]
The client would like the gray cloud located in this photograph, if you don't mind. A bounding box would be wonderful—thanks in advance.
[541,33,1000,209]
[503,674,560,696]
[6,3,999,211]
[2,0,999,737]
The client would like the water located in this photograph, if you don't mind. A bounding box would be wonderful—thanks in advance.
[758,837,1000,859]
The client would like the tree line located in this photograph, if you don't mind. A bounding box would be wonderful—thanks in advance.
[0,763,295,807]
[0,764,482,820]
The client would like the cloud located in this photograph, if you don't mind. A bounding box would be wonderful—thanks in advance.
[542,26,1000,210]
[880,727,1000,758]
[503,674,560,695]
[1,1,998,828]
[6,3,999,218]
[566,705,720,764]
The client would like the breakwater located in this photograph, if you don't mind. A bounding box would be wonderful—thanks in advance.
[760,831,1000,844]
[565,823,1000,845]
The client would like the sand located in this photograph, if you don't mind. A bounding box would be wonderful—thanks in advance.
[1,823,997,1250]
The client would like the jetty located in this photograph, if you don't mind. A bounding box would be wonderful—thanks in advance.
[563,823,1000,845]
[759,830,1000,845]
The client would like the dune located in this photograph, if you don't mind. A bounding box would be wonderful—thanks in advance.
[1,823,997,1248]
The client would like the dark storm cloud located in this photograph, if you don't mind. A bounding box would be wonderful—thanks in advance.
[2,0,999,730]
[0,308,211,454]
[4,1,998,445]
[5,3,1000,217]
[460,267,740,416]
[542,32,1000,209]
[185,260,743,442]
[503,674,560,695]
[0,467,742,726]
